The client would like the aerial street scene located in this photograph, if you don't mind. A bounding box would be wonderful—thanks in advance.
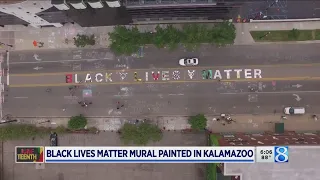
[0,0,320,180]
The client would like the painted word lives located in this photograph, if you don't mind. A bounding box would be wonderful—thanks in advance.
[65,68,262,83]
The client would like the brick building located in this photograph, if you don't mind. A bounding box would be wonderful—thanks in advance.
[212,131,320,180]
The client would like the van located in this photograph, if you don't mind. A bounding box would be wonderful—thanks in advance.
[284,107,305,115]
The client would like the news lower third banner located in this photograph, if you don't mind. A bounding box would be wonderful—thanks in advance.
[44,146,255,163]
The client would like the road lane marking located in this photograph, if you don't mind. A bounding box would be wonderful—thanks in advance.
[10,63,320,77]
[7,76,319,88]
[13,97,28,98]
[9,58,113,65]
[169,94,184,96]
[221,91,320,95]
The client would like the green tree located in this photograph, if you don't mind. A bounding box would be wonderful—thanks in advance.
[208,22,236,46]
[152,25,169,49]
[181,24,208,50]
[164,25,182,50]
[68,115,88,130]
[288,28,300,40]
[152,25,182,50]
[73,34,96,47]
[109,26,142,55]
[119,122,162,145]
[188,114,207,131]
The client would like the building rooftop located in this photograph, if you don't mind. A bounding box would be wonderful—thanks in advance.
[0,0,25,5]
[212,131,320,180]
[216,131,320,146]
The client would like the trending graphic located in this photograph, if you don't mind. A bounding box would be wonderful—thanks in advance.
[15,146,44,163]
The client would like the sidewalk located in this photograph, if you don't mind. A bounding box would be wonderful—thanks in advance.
[16,114,320,132]
[0,24,160,51]
[234,21,320,45]
[1,21,320,51]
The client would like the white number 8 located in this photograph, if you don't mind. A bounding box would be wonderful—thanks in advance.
[275,147,288,162]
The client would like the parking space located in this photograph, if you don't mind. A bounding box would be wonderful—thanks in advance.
[3,132,206,180]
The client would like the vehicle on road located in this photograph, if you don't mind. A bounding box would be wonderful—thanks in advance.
[179,58,198,66]
[50,132,58,146]
[284,107,305,115]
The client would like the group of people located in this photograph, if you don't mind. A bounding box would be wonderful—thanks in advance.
[78,101,92,107]
[214,114,235,126]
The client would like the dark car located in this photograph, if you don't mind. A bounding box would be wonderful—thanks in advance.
[50,132,58,146]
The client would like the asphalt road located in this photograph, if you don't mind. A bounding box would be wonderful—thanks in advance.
[3,80,320,117]
[8,44,320,74]
[4,44,320,117]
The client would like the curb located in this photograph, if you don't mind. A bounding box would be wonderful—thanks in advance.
[250,18,320,23]
[254,40,320,45]
[132,19,225,25]
[10,113,297,119]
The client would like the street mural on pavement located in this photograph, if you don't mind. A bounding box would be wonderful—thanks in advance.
[65,68,262,84]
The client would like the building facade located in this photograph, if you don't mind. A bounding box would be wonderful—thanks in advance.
[0,0,319,27]
[0,0,241,27]
[211,131,320,180]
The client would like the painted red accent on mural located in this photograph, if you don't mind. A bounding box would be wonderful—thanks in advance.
[152,72,160,80]
[66,74,73,83]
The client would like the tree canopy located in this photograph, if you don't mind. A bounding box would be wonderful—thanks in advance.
[68,114,88,130]
[73,34,96,47]
[119,122,163,145]
[109,26,143,55]
[188,114,208,131]
[108,22,236,55]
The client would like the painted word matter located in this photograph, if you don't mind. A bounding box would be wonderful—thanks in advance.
[201,69,262,79]
[65,69,262,83]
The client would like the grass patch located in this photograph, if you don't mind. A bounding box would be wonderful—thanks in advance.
[0,124,98,141]
[210,134,221,146]
[315,30,320,40]
[0,124,50,141]
[207,163,217,180]
[250,29,315,42]
[207,134,221,180]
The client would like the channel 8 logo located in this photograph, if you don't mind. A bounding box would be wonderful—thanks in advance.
[274,146,289,163]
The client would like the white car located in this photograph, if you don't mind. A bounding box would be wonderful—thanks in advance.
[284,107,305,115]
[179,58,198,66]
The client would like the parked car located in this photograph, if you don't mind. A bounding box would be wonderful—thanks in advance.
[50,132,58,146]
[179,58,198,66]
[284,107,305,115]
